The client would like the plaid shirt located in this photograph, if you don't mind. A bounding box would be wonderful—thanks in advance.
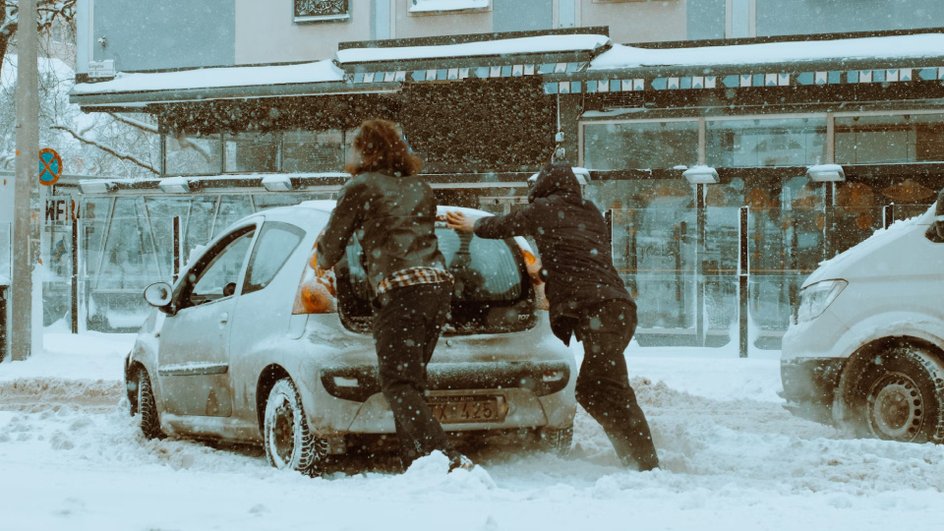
[376,266,453,294]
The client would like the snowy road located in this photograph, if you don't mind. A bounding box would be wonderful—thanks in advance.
[1,336,944,531]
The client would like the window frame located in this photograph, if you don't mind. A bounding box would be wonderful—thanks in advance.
[175,224,257,311]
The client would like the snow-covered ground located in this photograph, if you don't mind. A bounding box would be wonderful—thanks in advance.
[1,333,943,531]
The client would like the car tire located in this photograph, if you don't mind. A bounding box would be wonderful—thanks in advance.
[135,368,163,439]
[263,378,327,475]
[851,345,944,443]
[537,425,574,455]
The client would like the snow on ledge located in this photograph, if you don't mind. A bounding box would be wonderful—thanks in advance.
[589,33,944,70]
[336,34,610,64]
[408,0,489,13]
[72,59,344,95]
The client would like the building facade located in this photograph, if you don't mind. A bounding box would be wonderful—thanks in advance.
[64,2,944,350]
[77,1,944,74]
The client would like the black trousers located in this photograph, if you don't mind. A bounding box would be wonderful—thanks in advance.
[574,299,660,471]
[373,282,452,466]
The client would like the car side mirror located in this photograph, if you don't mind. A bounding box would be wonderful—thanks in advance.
[143,282,174,314]
[926,189,944,243]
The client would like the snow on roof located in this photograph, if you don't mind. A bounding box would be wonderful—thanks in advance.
[71,59,344,95]
[336,34,610,64]
[590,33,944,71]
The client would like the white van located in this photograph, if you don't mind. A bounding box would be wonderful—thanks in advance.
[781,189,944,443]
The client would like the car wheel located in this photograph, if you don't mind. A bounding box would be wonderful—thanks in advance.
[135,368,163,439]
[852,346,944,443]
[537,425,574,455]
[263,378,327,475]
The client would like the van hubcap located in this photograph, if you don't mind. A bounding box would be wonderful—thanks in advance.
[867,373,923,440]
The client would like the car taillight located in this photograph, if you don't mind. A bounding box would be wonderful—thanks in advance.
[518,246,549,311]
[292,245,337,315]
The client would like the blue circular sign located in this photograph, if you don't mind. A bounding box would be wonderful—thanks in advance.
[38,148,63,186]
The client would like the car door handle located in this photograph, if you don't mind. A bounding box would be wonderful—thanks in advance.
[219,312,229,325]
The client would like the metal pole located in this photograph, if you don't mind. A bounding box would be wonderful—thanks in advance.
[739,206,749,358]
[695,184,706,346]
[71,201,79,334]
[882,203,895,230]
[12,0,40,361]
[172,216,181,283]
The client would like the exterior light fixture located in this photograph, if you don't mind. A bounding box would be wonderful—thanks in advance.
[159,177,191,194]
[807,164,845,182]
[683,165,719,185]
[78,180,116,195]
[261,174,293,192]
[527,166,590,186]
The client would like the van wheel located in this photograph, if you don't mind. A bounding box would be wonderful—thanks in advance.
[537,425,574,455]
[263,378,328,475]
[852,346,944,443]
[135,368,163,439]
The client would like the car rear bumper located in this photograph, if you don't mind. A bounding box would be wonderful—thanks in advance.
[320,361,570,402]
[309,361,575,434]
[779,356,846,424]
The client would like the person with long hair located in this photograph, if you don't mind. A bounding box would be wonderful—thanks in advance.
[314,119,470,472]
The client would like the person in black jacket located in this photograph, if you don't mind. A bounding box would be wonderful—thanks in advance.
[315,119,470,472]
[447,163,660,471]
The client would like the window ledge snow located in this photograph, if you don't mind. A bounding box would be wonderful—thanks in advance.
[408,0,490,14]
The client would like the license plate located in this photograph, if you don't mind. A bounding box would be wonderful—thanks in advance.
[427,395,507,424]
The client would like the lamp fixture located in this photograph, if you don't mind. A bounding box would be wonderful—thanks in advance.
[261,174,293,192]
[807,164,845,182]
[683,165,719,185]
[159,177,191,194]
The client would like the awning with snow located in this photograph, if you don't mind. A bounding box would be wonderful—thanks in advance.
[583,32,944,95]
[69,29,611,109]
[70,60,360,109]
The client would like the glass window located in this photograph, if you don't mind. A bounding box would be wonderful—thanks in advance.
[338,227,532,334]
[225,132,279,173]
[189,230,255,305]
[166,133,222,175]
[584,121,699,170]
[282,130,345,173]
[706,117,826,167]
[835,114,944,164]
[243,222,305,295]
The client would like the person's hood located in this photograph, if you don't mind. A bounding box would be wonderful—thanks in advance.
[528,163,582,203]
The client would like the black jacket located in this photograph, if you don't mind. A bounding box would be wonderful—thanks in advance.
[316,171,445,292]
[473,163,633,344]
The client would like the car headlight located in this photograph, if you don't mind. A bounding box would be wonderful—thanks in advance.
[796,279,847,323]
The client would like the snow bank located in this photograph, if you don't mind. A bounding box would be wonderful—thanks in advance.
[2,332,944,530]
[590,33,944,70]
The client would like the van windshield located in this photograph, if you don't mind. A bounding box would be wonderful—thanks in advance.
[335,227,535,335]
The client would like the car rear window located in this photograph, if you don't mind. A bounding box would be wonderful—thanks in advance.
[336,227,534,335]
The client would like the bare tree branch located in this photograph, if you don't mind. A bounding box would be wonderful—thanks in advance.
[107,112,160,135]
[52,124,159,175]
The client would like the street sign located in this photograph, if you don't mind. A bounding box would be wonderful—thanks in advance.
[38,148,63,186]
[44,196,77,225]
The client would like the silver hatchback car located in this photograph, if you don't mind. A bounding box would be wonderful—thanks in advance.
[125,201,576,473]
